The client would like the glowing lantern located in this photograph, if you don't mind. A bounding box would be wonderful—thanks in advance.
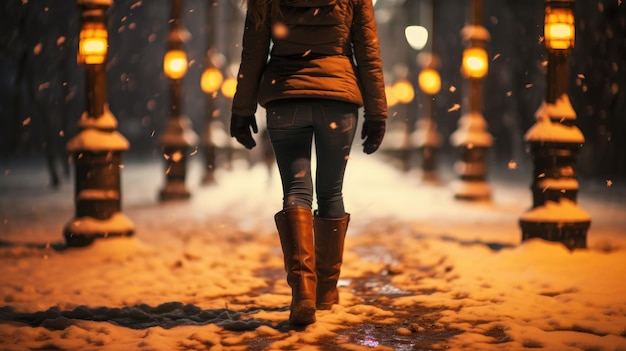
[391,80,415,104]
[461,47,488,79]
[201,67,224,94]
[221,78,238,99]
[544,6,574,50]
[78,22,108,64]
[163,49,188,80]
[385,85,398,107]
[418,68,441,95]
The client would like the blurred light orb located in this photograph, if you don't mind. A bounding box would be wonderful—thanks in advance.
[201,67,224,94]
[391,79,415,104]
[221,78,238,99]
[385,85,399,107]
[418,68,441,95]
[461,47,488,78]
[405,26,429,50]
[164,49,188,79]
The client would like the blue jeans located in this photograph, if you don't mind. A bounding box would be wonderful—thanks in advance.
[266,99,358,218]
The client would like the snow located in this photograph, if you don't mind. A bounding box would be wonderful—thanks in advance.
[1,154,625,350]
[78,0,113,7]
[461,25,491,42]
[65,212,135,235]
[525,95,585,143]
[449,112,494,147]
[66,128,130,152]
[520,199,591,221]
[66,106,130,152]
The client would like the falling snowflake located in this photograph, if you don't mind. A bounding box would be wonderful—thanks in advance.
[272,22,288,39]
[33,43,42,55]
[448,103,461,112]
[130,1,142,10]
[449,85,457,93]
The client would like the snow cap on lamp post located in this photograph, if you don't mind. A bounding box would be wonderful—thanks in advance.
[544,0,575,51]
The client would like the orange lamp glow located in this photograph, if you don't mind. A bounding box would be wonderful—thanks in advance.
[385,85,398,108]
[201,67,224,94]
[221,78,238,99]
[163,49,188,80]
[461,47,488,79]
[391,80,415,104]
[418,68,441,95]
[78,22,108,64]
[545,7,574,50]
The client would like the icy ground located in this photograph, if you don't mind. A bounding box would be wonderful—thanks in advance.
[1,153,625,350]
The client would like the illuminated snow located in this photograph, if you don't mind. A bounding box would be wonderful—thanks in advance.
[0,155,624,350]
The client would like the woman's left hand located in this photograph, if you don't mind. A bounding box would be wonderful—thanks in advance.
[230,114,258,149]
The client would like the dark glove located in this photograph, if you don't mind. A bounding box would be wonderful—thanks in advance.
[230,114,258,149]
[361,120,386,154]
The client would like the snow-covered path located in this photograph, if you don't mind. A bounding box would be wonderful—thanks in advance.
[1,154,625,350]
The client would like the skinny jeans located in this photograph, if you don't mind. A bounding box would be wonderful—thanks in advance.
[266,99,358,219]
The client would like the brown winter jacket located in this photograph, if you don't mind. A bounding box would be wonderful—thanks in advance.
[231,0,387,122]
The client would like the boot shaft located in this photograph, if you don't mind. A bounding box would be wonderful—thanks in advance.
[275,207,316,279]
[314,213,350,277]
[314,213,350,309]
[274,207,317,325]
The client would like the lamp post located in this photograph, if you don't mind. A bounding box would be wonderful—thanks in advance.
[449,0,493,201]
[64,0,134,247]
[200,1,224,185]
[409,0,442,183]
[520,0,590,250]
[200,55,223,184]
[159,0,199,201]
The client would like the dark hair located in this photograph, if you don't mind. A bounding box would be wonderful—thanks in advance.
[246,0,281,29]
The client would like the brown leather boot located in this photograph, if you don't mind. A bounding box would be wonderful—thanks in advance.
[313,212,349,310]
[274,207,316,325]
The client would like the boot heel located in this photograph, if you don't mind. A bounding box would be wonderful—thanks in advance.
[291,299,316,325]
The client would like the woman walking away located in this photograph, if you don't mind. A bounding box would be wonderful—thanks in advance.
[230,0,387,326]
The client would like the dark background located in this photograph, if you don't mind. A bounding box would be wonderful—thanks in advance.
[0,0,624,184]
